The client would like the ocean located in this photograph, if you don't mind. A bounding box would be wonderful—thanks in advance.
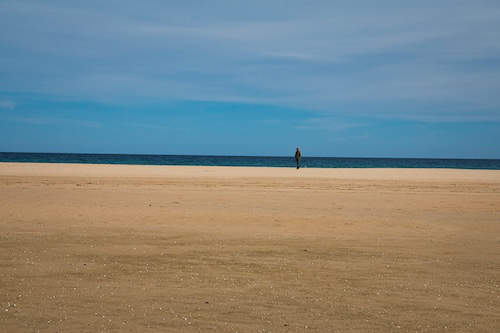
[1,152,500,170]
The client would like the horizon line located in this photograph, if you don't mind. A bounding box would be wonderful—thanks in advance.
[1,151,499,161]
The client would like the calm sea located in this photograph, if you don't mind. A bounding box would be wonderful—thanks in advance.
[1,152,500,170]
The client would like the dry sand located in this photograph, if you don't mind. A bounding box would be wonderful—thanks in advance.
[0,162,499,332]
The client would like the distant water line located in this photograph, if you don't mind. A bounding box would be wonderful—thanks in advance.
[1,152,500,170]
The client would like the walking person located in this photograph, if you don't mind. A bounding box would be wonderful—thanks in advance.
[294,147,301,169]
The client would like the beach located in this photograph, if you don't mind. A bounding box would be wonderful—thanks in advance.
[1,162,499,332]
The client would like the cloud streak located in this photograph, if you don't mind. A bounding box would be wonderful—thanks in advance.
[2,114,101,128]
[0,100,16,109]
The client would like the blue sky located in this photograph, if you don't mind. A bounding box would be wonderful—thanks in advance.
[1,1,499,158]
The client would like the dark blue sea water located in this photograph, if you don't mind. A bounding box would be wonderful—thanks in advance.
[1,152,500,170]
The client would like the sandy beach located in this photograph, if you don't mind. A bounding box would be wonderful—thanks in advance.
[0,162,499,332]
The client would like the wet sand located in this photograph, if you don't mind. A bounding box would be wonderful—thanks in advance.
[1,162,499,332]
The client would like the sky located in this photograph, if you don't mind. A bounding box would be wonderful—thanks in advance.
[1,0,499,158]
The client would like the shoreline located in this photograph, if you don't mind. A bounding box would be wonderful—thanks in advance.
[1,162,500,182]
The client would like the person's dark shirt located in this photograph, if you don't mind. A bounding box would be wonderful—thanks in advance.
[295,150,301,160]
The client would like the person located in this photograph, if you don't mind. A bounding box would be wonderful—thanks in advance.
[294,147,301,169]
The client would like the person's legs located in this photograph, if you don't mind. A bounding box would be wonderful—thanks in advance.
[296,159,299,169]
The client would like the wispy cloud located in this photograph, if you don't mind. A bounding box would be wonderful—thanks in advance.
[3,115,100,128]
[296,117,366,132]
[0,100,16,109]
